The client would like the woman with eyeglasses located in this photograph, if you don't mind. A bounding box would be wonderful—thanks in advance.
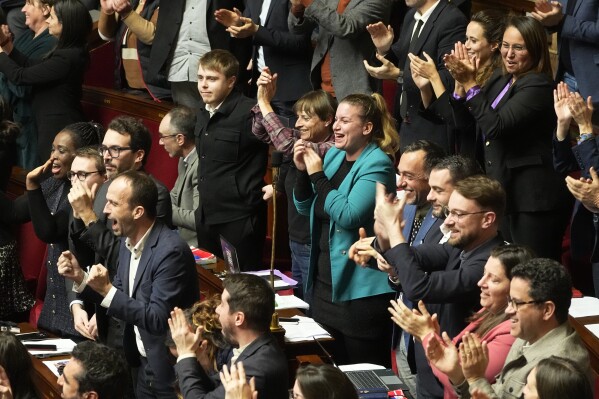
[0,122,103,337]
[388,245,533,399]
[442,16,572,262]
[293,93,399,366]
[0,0,92,163]
[0,332,38,399]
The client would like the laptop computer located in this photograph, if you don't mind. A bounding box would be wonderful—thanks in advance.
[220,235,241,275]
[313,336,411,399]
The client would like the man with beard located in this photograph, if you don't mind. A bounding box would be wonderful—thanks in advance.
[169,273,288,399]
[373,175,505,399]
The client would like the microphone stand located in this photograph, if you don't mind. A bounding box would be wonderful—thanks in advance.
[269,151,285,333]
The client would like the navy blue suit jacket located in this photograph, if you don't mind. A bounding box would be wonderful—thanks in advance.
[243,0,312,102]
[555,0,599,101]
[96,222,199,388]
[385,234,504,398]
[390,205,444,349]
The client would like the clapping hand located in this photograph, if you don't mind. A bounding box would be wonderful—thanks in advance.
[226,17,258,38]
[366,22,394,54]
[568,92,594,132]
[349,228,376,267]
[459,332,489,384]
[220,363,257,399]
[388,300,438,341]
[566,167,599,213]
[214,8,242,28]
[257,67,278,105]
[531,0,563,27]
[444,42,478,91]
[364,53,400,80]
[168,307,203,357]
[425,331,461,381]
[553,81,574,138]
[302,146,323,175]
[373,182,406,245]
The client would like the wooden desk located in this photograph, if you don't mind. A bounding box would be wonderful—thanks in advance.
[19,323,66,399]
[569,315,599,376]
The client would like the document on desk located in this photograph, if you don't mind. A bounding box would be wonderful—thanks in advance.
[585,324,599,339]
[569,296,599,318]
[24,338,76,358]
[282,316,332,342]
[43,359,69,377]
[275,294,309,310]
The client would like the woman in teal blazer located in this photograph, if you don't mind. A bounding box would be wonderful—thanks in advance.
[293,93,399,366]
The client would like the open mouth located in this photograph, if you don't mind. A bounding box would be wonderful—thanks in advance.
[51,163,61,174]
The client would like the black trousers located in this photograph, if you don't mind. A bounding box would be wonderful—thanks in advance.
[196,203,267,271]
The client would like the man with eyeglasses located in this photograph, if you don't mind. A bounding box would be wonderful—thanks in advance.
[66,115,172,348]
[373,175,505,399]
[158,106,199,247]
[451,258,590,399]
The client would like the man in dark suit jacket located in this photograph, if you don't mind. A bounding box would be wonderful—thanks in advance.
[532,0,599,119]
[194,50,269,270]
[169,273,288,399]
[67,116,172,345]
[147,0,251,107]
[60,171,199,399]
[214,0,313,119]
[374,175,505,399]
[364,0,467,153]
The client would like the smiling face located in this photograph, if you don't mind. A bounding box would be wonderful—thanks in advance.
[50,131,77,180]
[332,102,371,161]
[505,277,545,343]
[197,65,235,108]
[22,0,49,34]
[397,150,430,207]
[427,168,454,217]
[295,110,330,143]
[478,256,510,314]
[442,191,490,250]
[501,26,533,77]
[57,358,83,399]
[103,178,135,238]
[465,21,496,67]
[46,6,62,37]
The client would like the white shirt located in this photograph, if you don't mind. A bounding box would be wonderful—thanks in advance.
[256,0,273,72]
[412,0,441,37]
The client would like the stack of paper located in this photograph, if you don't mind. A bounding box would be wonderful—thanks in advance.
[275,294,309,310]
[569,296,599,318]
[282,316,332,342]
[23,338,76,358]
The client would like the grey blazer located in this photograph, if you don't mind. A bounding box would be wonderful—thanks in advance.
[171,150,199,247]
[288,0,391,100]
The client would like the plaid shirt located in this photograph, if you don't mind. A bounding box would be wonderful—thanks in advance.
[251,104,334,161]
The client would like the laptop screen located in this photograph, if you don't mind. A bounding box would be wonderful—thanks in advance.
[220,235,240,274]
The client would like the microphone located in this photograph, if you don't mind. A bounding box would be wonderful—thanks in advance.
[269,151,284,333]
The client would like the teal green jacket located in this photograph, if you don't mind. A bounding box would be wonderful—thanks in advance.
[294,143,395,302]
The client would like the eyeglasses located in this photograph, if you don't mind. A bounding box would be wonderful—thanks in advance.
[98,145,132,158]
[443,207,489,220]
[67,170,101,181]
[501,42,526,53]
[507,296,544,311]
[158,134,179,142]
[397,171,427,182]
